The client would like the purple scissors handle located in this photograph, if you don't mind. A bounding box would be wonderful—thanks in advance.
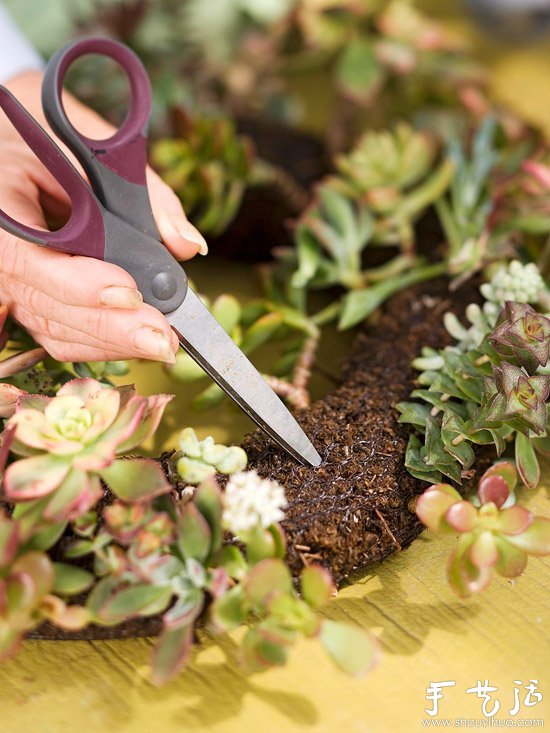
[0,85,187,314]
[42,37,159,239]
[0,86,105,258]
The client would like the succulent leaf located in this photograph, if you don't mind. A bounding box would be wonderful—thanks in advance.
[319,619,379,677]
[300,564,335,609]
[151,624,194,686]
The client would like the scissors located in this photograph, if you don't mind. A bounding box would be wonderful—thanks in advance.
[0,37,321,468]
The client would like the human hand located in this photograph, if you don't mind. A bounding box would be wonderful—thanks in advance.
[0,70,207,364]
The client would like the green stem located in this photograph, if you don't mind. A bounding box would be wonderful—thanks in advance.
[398,159,455,219]
[312,300,342,327]
[375,261,448,299]
[434,197,463,259]
[362,254,421,284]
[338,261,448,330]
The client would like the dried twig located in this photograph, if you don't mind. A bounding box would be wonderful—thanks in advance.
[0,348,47,379]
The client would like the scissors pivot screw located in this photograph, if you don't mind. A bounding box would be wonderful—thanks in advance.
[152,271,178,301]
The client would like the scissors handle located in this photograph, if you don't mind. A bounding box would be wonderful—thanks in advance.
[0,86,187,314]
[0,86,105,258]
[42,37,159,239]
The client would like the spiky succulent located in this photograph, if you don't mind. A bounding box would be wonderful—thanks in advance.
[2,379,173,521]
[415,463,550,597]
[288,183,447,329]
[435,118,502,278]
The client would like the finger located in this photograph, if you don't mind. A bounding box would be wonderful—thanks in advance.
[10,295,177,364]
[146,167,208,260]
[11,301,141,357]
[28,333,143,364]
[0,236,144,309]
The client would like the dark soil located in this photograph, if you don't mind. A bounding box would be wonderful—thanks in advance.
[241,277,486,581]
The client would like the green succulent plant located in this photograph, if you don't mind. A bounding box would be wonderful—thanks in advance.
[152,113,259,236]
[175,427,248,484]
[397,295,550,490]
[64,447,377,685]
[2,379,173,522]
[332,123,454,249]
[415,462,550,597]
[289,183,447,329]
[0,510,90,659]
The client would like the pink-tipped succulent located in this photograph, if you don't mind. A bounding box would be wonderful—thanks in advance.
[0,510,89,658]
[416,462,550,597]
[2,379,173,521]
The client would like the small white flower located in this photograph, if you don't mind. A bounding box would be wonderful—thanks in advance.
[222,470,287,535]
[480,260,545,306]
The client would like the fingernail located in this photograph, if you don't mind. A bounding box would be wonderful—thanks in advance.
[131,326,176,364]
[99,286,143,309]
[177,220,209,255]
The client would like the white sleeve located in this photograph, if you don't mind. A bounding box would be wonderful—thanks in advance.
[0,4,43,84]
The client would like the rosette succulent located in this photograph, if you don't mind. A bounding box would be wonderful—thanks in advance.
[415,463,550,597]
[474,362,550,437]
[332,123,454,249]
[2,379,173,521]
[335,123,436,199]
[442,261,548,353]
[489,302,550,373]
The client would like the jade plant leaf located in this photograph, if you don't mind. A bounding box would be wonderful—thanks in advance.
[515,432,540,490]
[194,479,223,556]
[151,624,194,686]
[319,619,379,677]
[217,545,249,580]
[177,503,212,563]
[300,564,335,609]
[98,584,173,624]
[52,563,94,596]
[210,584,248,631]
[245,558,293,610]
[100,458,171,503]
[335,39,384,104]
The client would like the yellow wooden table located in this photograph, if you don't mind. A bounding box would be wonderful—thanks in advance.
[1,8,550,733]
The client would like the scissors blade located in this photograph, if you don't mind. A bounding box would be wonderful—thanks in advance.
[167,288,322,467]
